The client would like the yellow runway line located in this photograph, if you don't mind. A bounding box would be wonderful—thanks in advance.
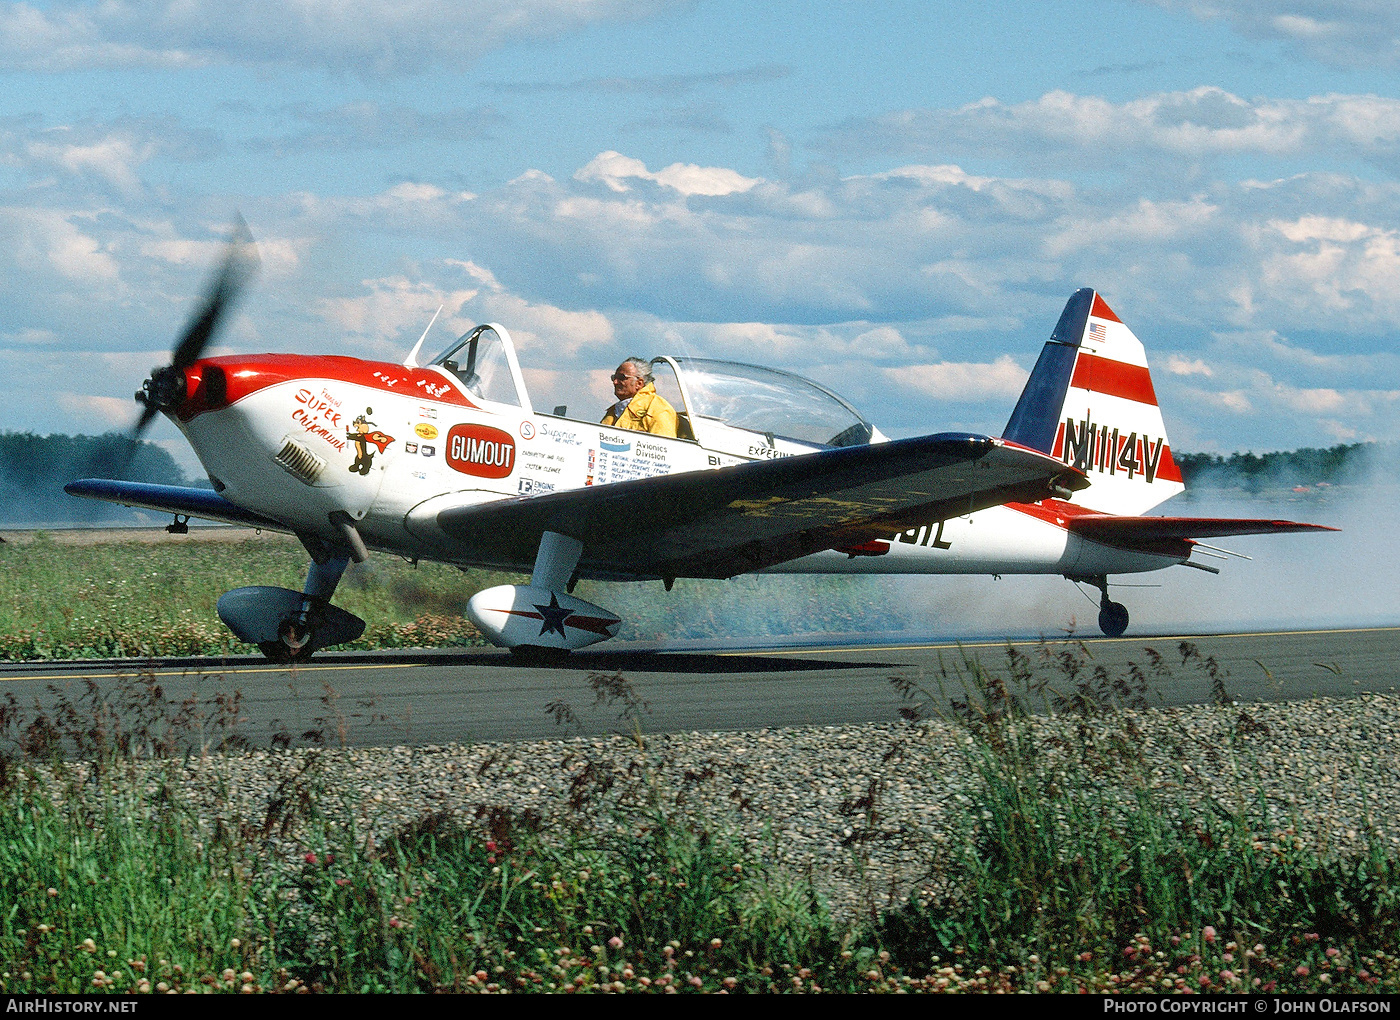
[0,661,422,682]
[727,626,1400,657]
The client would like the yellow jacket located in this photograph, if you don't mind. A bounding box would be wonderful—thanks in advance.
[601,382,678,437]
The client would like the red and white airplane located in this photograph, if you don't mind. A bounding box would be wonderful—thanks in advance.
[68,229,1334,659]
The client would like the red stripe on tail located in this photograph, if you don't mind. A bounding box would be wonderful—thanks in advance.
[1090,294,1121,322]
[1070,353,1158,406]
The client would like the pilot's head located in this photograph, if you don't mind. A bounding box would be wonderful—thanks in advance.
[612,358,651,401]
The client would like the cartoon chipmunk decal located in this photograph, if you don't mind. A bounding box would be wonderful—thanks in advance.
[346,407,393,475]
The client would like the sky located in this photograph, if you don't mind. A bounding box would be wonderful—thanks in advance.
[4,0,1400,473]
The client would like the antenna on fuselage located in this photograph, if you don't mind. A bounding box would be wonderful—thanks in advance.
[403,304,443,369]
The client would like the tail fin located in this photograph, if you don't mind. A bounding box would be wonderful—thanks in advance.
[1003,288,1184,515]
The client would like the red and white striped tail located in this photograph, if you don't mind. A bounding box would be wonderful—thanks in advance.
[1003,289,1184,515]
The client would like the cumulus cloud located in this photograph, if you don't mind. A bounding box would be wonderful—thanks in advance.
[1151,1,1400,68]
[0,116,217,196]
[575,151,761,196]
[0,0,683,76]
[882,355,1029,402]
[819,87,1400,172]
[0,207,120,283]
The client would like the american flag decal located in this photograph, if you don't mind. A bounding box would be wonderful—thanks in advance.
[1088,322,1107,342]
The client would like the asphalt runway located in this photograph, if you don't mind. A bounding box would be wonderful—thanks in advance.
[2,626,1396,750]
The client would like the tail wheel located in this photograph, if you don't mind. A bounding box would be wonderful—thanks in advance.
[1098,600,1130,638]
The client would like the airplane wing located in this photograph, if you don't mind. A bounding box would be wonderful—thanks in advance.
[438,432,1087,580]
[63,479,290,531]
[1068,514,1337,554]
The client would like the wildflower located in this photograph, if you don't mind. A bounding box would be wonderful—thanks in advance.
[335,877,350,886]
[80,939,96,953]
[1220,970,1235,982]
[711,938,722,949]
[1202,925,1216,944]
[304,853,318,865]
[1327,948,1340,958]
[608,936,623,949]
[230,938,241,949]
[46,888,57,897]
[1296,965,1309,977]
[690,976,703,988]
[485,840,497,853]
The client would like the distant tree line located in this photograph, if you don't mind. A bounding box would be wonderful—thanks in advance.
[0,431,196,526]
[1175,441,1392,491]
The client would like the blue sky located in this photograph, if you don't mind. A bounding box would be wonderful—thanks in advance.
[4,0,1400,470]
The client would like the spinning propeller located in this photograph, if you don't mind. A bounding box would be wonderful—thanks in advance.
[132,215,259,438]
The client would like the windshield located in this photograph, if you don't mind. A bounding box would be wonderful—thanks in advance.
[672,357,872,447]
[430,325,521,407]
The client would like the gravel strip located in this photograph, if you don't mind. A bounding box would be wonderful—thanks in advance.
[94,691,1399,920]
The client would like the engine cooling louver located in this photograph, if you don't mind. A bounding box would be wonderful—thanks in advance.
[274,438,326,484]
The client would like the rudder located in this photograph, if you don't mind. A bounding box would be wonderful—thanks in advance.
[1003,288,1184,515]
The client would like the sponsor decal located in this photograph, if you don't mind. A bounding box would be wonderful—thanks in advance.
[540,422,582,445]
[411,470,427,480]
[520,420,535,440]
[418,405,438,419]
[600,436,631,453]
[405,441,418,454]
[372,369,406,389]
[518,476,555,495]
[414,422,439,440]
[446,423,515,478]
[421,445,435,457]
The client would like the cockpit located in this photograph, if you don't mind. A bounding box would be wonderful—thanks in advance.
[426,322,881,454]
[429,325,524,408]
[663,357,874,449]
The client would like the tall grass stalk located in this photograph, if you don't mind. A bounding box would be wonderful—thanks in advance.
[876,641,1400,992]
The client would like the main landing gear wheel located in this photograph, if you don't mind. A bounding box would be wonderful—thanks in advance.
[1098,598,1130,638]
[259,618,315,663]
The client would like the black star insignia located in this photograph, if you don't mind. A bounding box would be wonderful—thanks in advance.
[534,593,574,638]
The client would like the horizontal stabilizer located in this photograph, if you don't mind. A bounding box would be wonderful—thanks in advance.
[1070,514,1338,549]
[64,479,288,531]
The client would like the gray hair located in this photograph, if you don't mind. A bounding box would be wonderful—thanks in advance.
[620,357,654,384]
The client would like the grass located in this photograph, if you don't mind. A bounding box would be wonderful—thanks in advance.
[0,532,499,659]
[0,530,916,660]
[1,643,1398,993]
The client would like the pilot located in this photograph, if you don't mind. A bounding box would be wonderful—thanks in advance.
[601,358,678,438]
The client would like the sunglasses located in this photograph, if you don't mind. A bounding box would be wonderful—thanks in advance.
[611,372,639,382]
